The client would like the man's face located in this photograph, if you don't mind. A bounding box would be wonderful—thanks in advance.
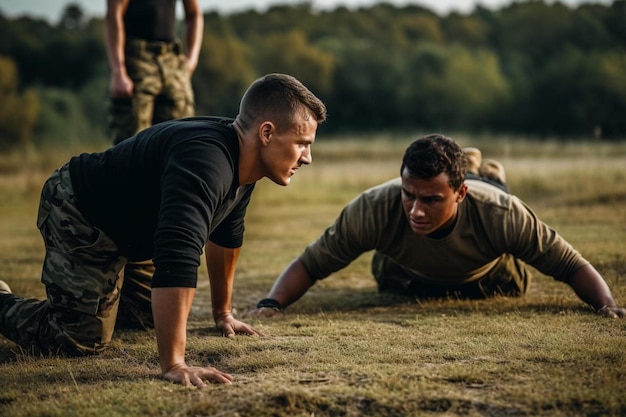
[260,110,317,186]
[400,167,467,236]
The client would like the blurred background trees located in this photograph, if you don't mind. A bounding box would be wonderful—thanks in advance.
[0,0,625,150]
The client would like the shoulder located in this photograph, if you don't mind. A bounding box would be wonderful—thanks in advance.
[465,179,514,211]
[343,178,403,224]
[361,177,402,204]
[169,116,236,135]
[155,119,239,177]
[155,117,238,152]
[463,179,537,227]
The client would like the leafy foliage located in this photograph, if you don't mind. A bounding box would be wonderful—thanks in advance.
[1,0,625,150]
[0,56,39,150]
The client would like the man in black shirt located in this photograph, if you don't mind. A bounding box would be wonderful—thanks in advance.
[0,73,327,388]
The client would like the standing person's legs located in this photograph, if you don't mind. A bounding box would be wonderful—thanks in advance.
[153,46,195,124]
[109,41,161,145]
[0,165,126,355]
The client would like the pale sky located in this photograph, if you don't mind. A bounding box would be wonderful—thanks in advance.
[0,0,614,23]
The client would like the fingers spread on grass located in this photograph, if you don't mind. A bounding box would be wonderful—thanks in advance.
[163,364,233,387]
[200,366,233,385]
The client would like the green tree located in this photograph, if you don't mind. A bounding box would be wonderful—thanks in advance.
[59,3,85,30]
[531,48,626,138]
[254,30,336,97]
[0,56,40,150]
[33,86,99,146]
[0,7,104,90]
[568,5,615,51]
[402,44,510,131]
[602,0,626,49]
[443,13,489,48]
[395,13,445,46]
[194,28,255,116]
[1,1,625,141]
[228,3,318,43]
[308,6,381,41]
[496,1,573,65]
[320,38,406,131]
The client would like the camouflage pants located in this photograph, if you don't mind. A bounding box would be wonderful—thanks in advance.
[115,260,154,330]
[109,38,195,145]
[372,252,531,299]
[0,164,128,355]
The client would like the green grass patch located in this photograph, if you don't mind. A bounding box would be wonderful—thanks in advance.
[1,137,625,416]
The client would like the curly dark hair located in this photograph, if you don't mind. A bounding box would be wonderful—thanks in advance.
[400,134,467,191]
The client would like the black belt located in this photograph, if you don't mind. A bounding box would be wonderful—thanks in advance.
[127,39,179,55]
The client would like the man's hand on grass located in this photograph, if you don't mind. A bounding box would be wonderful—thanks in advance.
[214,311,264,337]
[162,363,234,388]
[597,305,626,318]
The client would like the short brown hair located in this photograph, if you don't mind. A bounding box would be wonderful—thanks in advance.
[237,73,327,133]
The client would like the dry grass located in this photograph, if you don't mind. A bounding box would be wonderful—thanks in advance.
[1,137,625,417]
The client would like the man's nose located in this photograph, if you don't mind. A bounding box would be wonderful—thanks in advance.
[411,200,425,216]
[300,147,312,165]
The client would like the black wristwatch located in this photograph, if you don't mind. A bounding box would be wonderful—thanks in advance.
[257,298,283,311]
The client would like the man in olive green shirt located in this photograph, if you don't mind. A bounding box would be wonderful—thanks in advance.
[249,134,625,319]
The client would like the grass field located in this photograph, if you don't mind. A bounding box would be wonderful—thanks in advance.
[1,137,625,417]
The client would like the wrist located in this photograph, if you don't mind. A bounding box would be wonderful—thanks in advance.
[111,65,126,75]
[162,361,186,373]
[257,298,283,311]
[212,310,232,321]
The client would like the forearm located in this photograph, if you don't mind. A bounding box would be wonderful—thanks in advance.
[104,0,128,76]
[567,264,618,311]
[152,287,195,373]
[206,241,239,317]
[267,258,315,309]
[183,0,204,72]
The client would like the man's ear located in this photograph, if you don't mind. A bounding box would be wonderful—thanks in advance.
[258,121,274,146]
[456,183,468,202]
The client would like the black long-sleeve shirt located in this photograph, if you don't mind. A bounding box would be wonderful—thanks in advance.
[69,117,255,288]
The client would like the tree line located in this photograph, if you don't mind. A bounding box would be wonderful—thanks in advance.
[1,0,625,150]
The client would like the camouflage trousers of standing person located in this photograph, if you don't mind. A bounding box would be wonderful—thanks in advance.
[372,252,532,300]
[109,38,195,145]
[0,164,145,355]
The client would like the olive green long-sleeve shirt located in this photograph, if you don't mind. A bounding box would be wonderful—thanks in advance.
[300,178,588,285]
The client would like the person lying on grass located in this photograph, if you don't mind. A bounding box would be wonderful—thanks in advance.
[0,73,327,388]
[247,134,625,319]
